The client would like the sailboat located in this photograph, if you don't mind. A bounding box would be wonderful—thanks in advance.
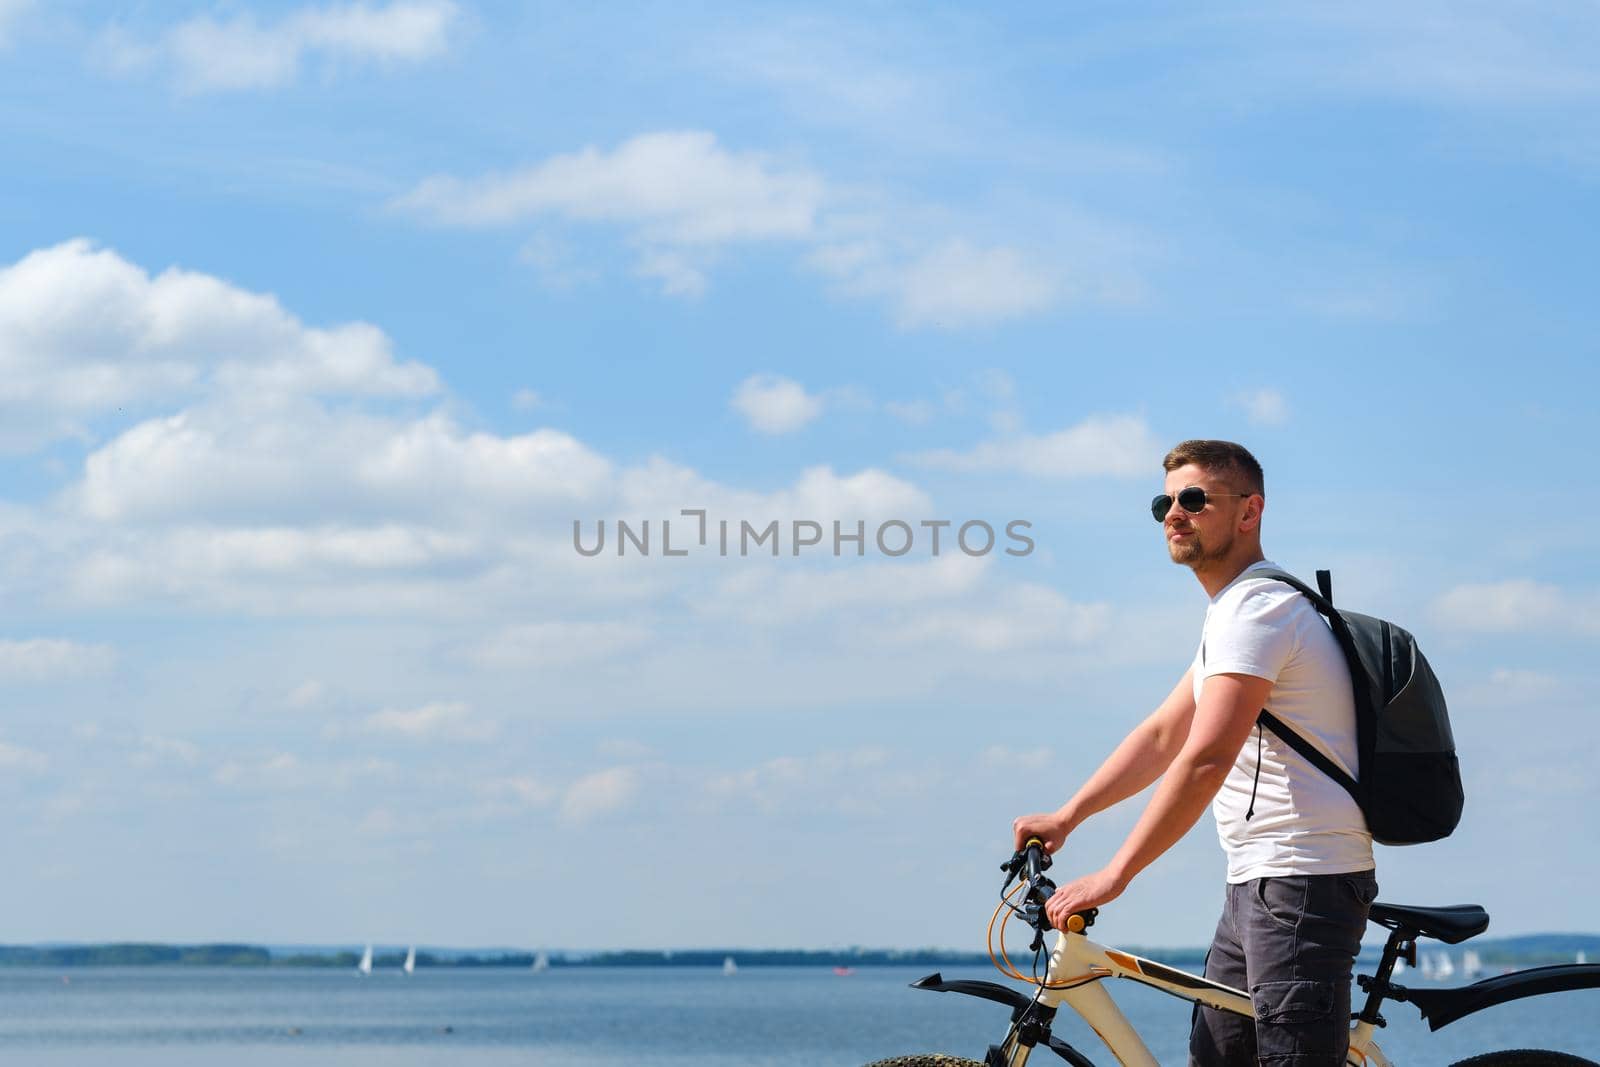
[403,947,415,975]
[1579,950,1589,965]
[357,944,373,976]
[721,956,738,975]
[1434,952,1455,980]
[1463,950,1483,979]
[531,951,550,972]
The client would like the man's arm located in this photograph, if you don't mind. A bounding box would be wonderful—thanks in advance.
[1042,671,1271,925]
[1012,668,1198,852]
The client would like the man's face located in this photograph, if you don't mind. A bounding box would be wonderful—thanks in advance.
[1160,463,1248,567]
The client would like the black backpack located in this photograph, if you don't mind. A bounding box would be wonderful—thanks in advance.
[1251,567,1463,846]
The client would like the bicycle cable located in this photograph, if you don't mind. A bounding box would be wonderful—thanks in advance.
[988,872,1098,990]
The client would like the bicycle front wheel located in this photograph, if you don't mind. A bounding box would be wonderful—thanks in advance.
[861,1056,986,1067]
[1449,1051,1599,1066]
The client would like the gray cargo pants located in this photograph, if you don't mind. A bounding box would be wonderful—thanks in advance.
[1188,870,1379,1066]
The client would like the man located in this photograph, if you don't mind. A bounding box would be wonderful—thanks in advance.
[1012,439,1376,1066]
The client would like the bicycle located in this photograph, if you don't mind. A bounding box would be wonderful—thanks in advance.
[864,839,1600,1066]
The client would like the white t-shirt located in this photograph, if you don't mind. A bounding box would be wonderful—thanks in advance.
[1191,560,1374,882]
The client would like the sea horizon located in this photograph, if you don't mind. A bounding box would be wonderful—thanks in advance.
[6,933,1598,969]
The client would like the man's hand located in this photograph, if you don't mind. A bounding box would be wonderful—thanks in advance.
[1044,867,1128,930]
[1012,811,1070,853]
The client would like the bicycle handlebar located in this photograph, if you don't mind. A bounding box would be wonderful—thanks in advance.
[1001,838,1097,938]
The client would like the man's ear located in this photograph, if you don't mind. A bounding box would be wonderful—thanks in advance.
[1240,494,1264,532]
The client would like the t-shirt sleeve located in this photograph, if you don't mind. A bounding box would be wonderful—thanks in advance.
[1201,585,1297,683]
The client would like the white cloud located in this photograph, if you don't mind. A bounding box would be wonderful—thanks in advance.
[286,679,327,709]
[1486,667,1561,693]
[1453,666,1570,713]
[396,130,1111,326]
[517,235,598,293]
[64,524,486,614]
[0,240,437,451]
[71,407,606,523]
[1431,579,1600,633]
[400,131,826,300]
[0,638,115,680]
[560,766,639,823]
[701,555,1111,660]
[610,458,932,531]
[356,701,495,741]
[478,775,556,808]
[131,735,201,769]
[809,237,1062,331]
[730,375,824,435]
[702,748,931,816]
[398,131,822,241]
[887,582,1111,652]
[1229,387,1289,427]
[634,248,709,298]
[101,1,459,93]
[892,240,1057,329]
[756,464,932,524]
[706,554,990,626]
[911,413,1161,478]
[213,752,396,790]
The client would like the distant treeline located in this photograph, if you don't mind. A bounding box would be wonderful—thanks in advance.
[5,936,1599,969]
[0,944,272,966]
[0,945,994,969]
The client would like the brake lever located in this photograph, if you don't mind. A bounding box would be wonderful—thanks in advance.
[1000,840,1054,884]
[1024,874,1058,950]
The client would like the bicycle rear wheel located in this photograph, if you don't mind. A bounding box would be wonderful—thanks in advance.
[1448,1052,1598,1066]
[861,1056,985,1066]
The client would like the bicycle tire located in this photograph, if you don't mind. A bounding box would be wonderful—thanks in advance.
[861,1056,986,1067]
[1448,1052,1599,1066]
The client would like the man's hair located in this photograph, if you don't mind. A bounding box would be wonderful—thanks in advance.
[1162,439,1264,497]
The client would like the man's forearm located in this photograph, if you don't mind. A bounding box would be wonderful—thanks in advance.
[1058,714,1187,832]
[1106,756,1228,885]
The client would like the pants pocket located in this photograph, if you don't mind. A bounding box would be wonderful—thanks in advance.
[1339,872,1379,909]
[1253,876,1304,933]
[1251,978,1340,1060]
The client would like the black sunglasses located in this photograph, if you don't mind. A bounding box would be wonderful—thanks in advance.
[1150,486,1252,523]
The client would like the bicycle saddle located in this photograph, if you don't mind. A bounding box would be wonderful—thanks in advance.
[1368,902,1489,944]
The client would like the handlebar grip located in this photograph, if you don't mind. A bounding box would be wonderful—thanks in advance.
[1024,840,1044,881]
[1021,837,1051,881]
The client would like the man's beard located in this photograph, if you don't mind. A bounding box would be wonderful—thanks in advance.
[1167,528,1232,566]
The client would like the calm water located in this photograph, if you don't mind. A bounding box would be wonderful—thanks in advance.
[2,965,1598,1065]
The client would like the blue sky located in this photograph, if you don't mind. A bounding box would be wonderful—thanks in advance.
[2,1,1598,951]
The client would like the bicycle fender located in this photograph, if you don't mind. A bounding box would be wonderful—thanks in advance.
[1401,963,1600,1031]
[910,972,1034,1015]
[910,974,1100,1066]
[1042,1035,1098,1066]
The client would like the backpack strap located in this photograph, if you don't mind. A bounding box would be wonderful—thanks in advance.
[1248,566,1331,612]
[1243,564,1364,806]
[1257,709,1360,799]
